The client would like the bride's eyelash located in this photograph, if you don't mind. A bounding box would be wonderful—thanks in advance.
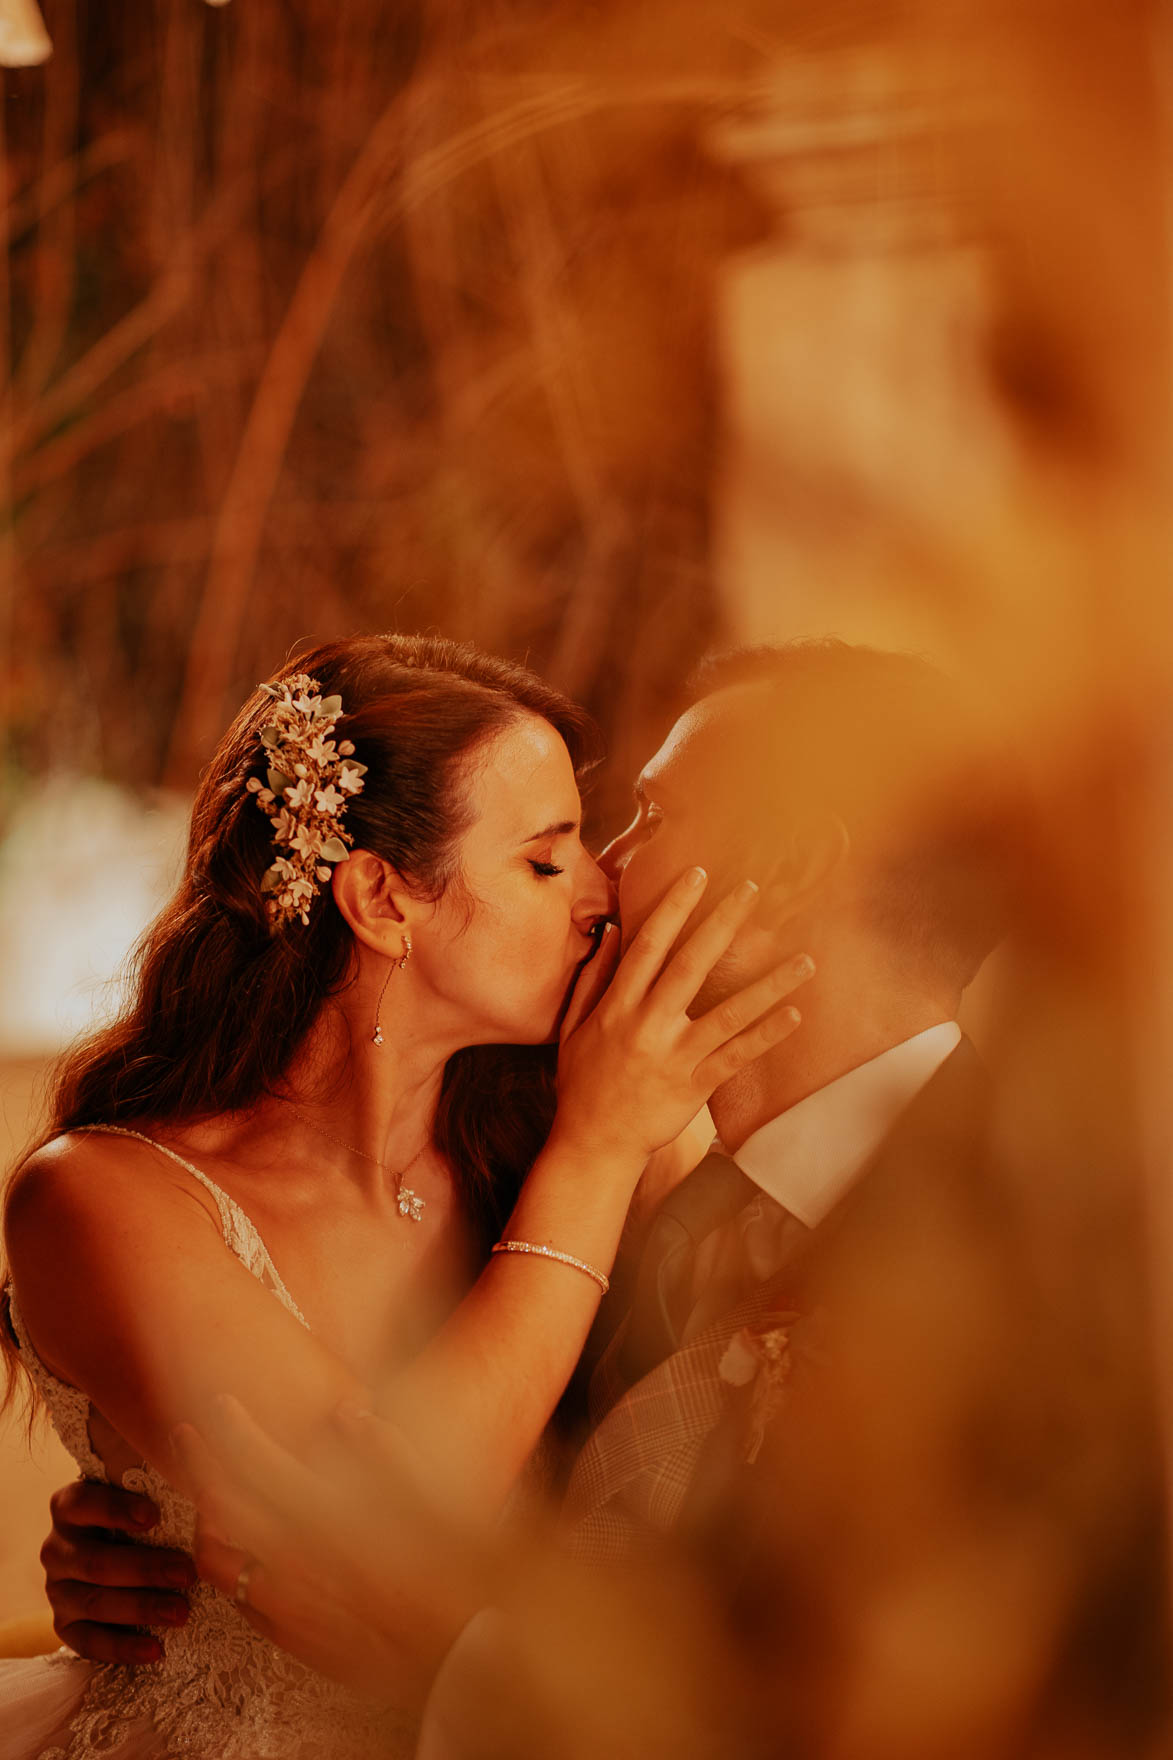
[530,860,564,878]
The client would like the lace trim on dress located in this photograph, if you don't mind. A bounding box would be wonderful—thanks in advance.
[7,1126,411,1759]
[5,1293,106,1483]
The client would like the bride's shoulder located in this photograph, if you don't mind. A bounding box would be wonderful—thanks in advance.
[5,1129,212,1252]
[12,1126,156,1189]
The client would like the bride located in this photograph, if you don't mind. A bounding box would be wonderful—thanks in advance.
[0,633,807,1759]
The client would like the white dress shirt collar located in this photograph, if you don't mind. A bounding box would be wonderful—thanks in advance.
[727,1022,962,1228]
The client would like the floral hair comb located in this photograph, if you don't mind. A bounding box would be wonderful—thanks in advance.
[245,672,367,929]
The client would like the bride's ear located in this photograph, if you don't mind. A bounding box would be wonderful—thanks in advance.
[758,812,850,928]
[331,850,414,955]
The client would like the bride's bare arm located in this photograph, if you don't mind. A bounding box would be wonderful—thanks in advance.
[4,1136,373,1493]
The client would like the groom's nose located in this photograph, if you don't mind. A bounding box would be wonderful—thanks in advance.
[595,832,624,886]
[596,866,620,923]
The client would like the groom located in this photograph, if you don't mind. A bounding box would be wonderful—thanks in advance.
[556,641,1008,1563]
[36,638,1015,1667]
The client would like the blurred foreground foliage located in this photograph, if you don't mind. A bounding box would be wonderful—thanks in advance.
[0,0,790,822]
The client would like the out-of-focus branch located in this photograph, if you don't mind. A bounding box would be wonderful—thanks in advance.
[13,349,262,497]
[164,91,413,783]
[13,0,77,400]
[0,129,137,246]
[4,144,298,464]
[0,90,16,768]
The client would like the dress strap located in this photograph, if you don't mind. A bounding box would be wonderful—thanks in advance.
[81,1125,309,1328]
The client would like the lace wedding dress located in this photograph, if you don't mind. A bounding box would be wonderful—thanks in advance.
[0,1129,417,1759]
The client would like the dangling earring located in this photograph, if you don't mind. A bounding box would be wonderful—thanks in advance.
[372,934,412,1047]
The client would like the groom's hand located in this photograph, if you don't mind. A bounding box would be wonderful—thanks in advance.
[41,1480,197,1664]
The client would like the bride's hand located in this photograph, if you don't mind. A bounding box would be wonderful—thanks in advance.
[553,867,812,1164]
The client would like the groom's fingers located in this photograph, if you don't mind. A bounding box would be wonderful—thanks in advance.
[51,1582,189,1636]
[49,1479,160,1537]
[46,1532,195,1593]
[55,1620,164,1667]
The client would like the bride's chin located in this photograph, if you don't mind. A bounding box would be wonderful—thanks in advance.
[495,959,596,1047]
[515,983,580,1047]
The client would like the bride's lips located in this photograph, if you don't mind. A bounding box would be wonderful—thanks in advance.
[551,918,618,1031]
[579,917,615,968]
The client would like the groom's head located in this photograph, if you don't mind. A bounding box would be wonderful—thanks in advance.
[601,640,1016,1015]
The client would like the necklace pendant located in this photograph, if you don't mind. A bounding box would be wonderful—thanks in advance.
[397,1184,425,1223]
[372,1026,384,1047]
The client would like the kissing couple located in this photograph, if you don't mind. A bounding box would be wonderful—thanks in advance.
[0,631,1011,1759]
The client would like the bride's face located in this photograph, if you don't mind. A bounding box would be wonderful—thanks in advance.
[413,716,613,1045]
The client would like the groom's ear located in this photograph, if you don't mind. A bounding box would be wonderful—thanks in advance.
[757,812,850,929]
[331,850,414,953]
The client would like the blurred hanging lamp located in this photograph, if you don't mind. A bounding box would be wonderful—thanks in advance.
[0,0,51,65]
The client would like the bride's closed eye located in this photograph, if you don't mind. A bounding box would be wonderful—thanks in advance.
[530,860,565,878]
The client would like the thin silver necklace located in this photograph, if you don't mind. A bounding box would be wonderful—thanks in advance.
[288,1109,428,1223]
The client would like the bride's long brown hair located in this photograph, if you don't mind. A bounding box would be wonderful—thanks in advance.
[3,634,600,1361]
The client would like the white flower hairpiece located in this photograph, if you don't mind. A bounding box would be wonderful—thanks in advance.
[245,672,367,930]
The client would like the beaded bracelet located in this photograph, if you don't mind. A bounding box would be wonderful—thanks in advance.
[491,1239,610,1295]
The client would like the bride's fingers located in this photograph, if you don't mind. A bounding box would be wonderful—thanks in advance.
[192,1519,323,1659]
[689,954,814,1060]
[693,999,803,1091]
[193,1527,333,1658]
[169,1418,224,1506]
[190,1522,250,1600]
[205,1393,314,1501]
[190,1532,287,1645]
[559,922,620,1044]
[205,1392,355,1537]
[647,879,764,1020]
[606,867,709,1002]
[170,1420,288,1561]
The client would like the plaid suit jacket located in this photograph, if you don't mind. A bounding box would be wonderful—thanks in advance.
[560,1041,987,1563]
[561,1249,810,1563]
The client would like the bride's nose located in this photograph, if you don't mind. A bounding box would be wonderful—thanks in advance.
[572,851,617,930]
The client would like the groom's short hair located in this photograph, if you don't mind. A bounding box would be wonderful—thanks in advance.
[688,640,1021,992]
